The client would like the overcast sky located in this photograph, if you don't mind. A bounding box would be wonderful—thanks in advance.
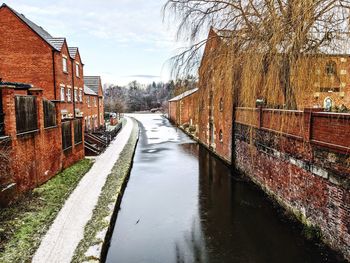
[5,0,183,86]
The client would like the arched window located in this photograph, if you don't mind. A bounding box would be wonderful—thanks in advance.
[324,97,333,111]
[219,98,224,112]
[325,61,336,75]
[219,129,223,143]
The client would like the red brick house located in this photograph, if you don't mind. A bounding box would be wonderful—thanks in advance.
[0,4,86,204]
[83,76,105,131]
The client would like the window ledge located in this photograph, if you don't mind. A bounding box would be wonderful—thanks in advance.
[63,146,73,152]
[17,129,39,137]
[44,125,58,131]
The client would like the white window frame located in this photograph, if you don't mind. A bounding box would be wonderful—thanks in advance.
[79,89,83,102]
[74,88,78,102]
[87,96,90,107]
[60,85,65,101]
[75,63,80,77]
[67,88,72,102]
[62,56,68,73]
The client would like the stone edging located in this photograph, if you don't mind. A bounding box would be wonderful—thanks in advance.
[75,118,140,263]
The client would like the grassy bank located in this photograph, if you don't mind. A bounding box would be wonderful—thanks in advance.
[72,118,139,262]
[0,159,93,263]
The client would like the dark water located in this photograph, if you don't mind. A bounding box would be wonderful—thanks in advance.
[106,114,342,263]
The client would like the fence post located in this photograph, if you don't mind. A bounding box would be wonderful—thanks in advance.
[28,88,44,131]
[1,86,16,138]
[303,108,314,142]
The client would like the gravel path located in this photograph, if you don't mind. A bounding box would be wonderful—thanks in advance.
[32,117,134,263]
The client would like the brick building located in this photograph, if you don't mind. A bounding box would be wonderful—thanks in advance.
[84,76,105,131]
[0,4,88,204]
[197,29,234,164]
[170,27,350,260]
[168,88,198,128]
[0,82,84,206]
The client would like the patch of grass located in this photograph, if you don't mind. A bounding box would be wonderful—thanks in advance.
[72,118,139,263]
[0,159,93,263]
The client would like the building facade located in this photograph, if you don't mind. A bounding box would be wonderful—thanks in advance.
[0,4,90,204]
[84,76,105,130]
[169,28,350,260]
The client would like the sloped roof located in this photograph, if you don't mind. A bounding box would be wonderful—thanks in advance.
[84,76,101,94]
[68,47,78,59]
[168,88,198,102]
[84,85,97,96]
[1,3,71,54]
[47,37,65,51]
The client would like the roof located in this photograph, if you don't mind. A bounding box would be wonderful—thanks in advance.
[68,47,78,59]
[168,88,198,102]
[84,76,101,94]
[84,85,97,96]
[1,3,75,55]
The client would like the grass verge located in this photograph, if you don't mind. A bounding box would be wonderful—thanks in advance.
[72,118,139,263]
[0,159,93,263]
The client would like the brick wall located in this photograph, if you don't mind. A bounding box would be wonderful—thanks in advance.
[197,28,234,164]
[0,7,55,99]
[0,85,84,206]
[234,109,350,260]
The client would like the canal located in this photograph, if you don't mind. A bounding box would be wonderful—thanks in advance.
[106,114,341,263]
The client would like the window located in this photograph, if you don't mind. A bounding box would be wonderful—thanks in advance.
[67,88,72,102]
[76,63,80,77]
[62,57,68,72]
[87,96,90,107]
[219,130,223,143]
[324,97,333,111]
[219,98,224,111]
[74,88,78,102]
[94,97,97,107]
[325,61,336,75]
[79,89,83,102]
[60,86,65,101]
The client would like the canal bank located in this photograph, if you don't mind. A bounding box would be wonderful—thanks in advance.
[106,114,343,263]
[73,118,139,262]
[32,117,138,263]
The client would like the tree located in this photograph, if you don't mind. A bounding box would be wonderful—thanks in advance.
[164,0,350,109]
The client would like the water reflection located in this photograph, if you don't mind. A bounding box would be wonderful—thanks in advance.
[106,114,341,263]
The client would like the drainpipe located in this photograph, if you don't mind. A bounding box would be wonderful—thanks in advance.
[52,50,57,100]
[71,59,76,118]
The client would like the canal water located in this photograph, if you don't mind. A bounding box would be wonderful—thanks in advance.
[106,114,341,263]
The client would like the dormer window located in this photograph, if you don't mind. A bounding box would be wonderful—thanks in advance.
[62,57,68,73]
[76,63,80,77]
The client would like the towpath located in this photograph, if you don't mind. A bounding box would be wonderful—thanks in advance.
[32,117,135,263]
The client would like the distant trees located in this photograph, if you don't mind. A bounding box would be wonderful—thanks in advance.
[104,79,193,113]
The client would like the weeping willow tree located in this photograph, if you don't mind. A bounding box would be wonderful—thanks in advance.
[164,0,350,109]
